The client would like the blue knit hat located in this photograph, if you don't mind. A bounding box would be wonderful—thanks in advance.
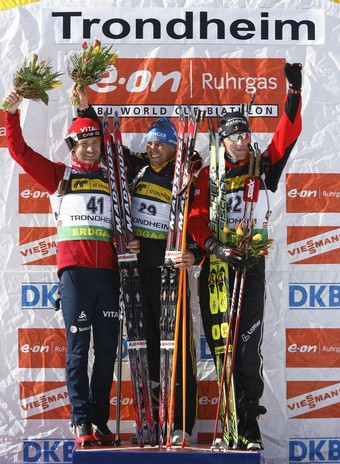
[146,118,177,147]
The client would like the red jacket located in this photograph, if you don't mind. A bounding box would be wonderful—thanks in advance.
[5,111,118,274]
[187,92,302,250]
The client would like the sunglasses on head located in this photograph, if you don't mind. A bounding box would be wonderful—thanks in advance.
[227,132,251,142]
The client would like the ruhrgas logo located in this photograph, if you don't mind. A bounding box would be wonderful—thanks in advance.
[18,174,51,214]
[18,328,66,368]
[287,381,340,419]
[86,57,285,133]
[287,226,340,264]
[19,227,57,265]
[286,328,340,368]
[286,173,340,213]
[20,382,69,419]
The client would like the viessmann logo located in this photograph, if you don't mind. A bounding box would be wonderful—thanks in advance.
[18,328,66,368]
[19,227,57,266]
[286,173,340,213]
[287,226,340,264]
[287,381,340,419]
[286,328,340,368]
[19,174,51,214]
[86,57,286,134]
[20,382,69,420]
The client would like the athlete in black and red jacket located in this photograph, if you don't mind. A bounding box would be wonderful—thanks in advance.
[3,88,139,446]
[187,63,302,450]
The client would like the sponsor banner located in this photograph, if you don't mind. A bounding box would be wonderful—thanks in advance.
[18,174,51,214]
[21,281,59,310]
[86,57,286,133]
[20,382,70,420]
[286,328,340,368]
[286,173,340,214]
[42,8,324,45]
[289,437,340,463]
[197,380,219,420]
[287,226,340,265]
[287,381,340,419]
[19,227,57,266]
[288,282,340,310]
[23,438,75,464]
[18,328,66,368]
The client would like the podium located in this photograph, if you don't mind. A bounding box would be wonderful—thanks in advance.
[72,444,261,464]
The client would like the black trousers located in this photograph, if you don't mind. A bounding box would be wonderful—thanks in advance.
[141,267,197,434]
[199,258,265,413]
[60,267,120,426]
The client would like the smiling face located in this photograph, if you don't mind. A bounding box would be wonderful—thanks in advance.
[73,136,101,165]
[146,140,176,167]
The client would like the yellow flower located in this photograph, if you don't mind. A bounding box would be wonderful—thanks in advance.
[252,233,263,242]
[93,46,101,55]
[236,225,243,236]
[223,227,231,234]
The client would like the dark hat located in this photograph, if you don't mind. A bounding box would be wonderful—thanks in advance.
[65,117,102,150]
[218,112,250,142]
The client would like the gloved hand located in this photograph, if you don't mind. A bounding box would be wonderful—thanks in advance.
[189,150,203,174]
[284,62,302,91]
[205,237,246,268]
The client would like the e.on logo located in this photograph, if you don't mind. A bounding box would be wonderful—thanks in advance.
[286,328,340,368]
[87,57,286,133]
[286,173,340,214]
[18,174,51,214]
[18,328,66,368]
[19,227,57,266]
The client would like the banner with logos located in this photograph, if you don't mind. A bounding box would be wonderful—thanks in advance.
[0,1,339,463]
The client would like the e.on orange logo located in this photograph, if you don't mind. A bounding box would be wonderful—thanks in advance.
[18,174,51,214]
[286,173,340,213]
[87,57,286,133]
[287,226,340,264]
[20,381,70,420]
[18,328,66,368]
[287,381,340,419]
[286,328,340,369]
[19,227,57,265]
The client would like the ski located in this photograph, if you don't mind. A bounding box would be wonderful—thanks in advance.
[208,117,238,450]
[159,106,204,447]
[103,110,156,447]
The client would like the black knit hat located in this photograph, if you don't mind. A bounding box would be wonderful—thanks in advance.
[218,112,250,142]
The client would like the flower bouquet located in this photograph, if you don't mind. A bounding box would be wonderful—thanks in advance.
[224,220,274,268]
[2,54,63,109]
[67,39,118,105]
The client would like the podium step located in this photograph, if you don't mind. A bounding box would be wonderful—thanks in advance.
[72,444,261,464]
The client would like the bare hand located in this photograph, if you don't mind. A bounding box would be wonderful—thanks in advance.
[71,84,89,110]
[126,239,141,254]
[172,251,195,269]
[2,90,23,114]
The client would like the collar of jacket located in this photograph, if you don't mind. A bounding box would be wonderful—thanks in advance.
[225,154,250,170]
[71,157,101,172]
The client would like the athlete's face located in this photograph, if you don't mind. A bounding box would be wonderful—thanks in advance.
[73,136,101,165]
[222,132,251,161]
[146,140,176,167]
